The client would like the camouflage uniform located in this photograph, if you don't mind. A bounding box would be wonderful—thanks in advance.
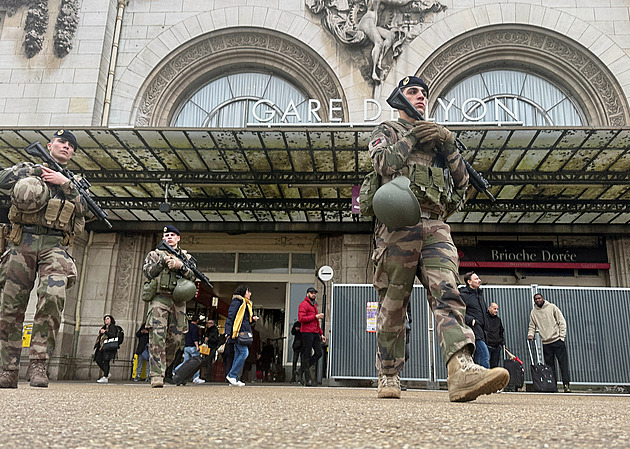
[369,119,475,375]
[143,247,195,379]
[0,162,86,372]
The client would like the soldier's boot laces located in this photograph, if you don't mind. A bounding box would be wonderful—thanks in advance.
[151,376,164,388]
[377,372,401,399]
[0,370,19,388]
[447,347,509,402]
[28,361,49,388]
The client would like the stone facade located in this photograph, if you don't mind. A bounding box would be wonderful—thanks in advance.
[2,1,630,378]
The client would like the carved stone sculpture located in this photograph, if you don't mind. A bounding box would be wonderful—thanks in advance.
[307,0,446,84]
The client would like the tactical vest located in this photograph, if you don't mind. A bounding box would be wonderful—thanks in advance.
[360,121,467,217]
[9,193,85,246]
[154,249,191,298]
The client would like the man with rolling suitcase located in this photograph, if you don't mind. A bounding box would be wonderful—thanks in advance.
[528,293,571,392]
[173,315,205,385]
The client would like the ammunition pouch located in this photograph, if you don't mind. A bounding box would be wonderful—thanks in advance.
[408,165,467,215]
[142,278,158,302]
[157,268,179,295]
[359,170,380,217]
[8,196,84,243]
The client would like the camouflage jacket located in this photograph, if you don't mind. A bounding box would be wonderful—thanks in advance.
[0,162,89,229]
[368,119,469,215]
[143,247,196,290]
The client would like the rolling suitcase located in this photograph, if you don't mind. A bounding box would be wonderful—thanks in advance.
[503,347,524,392]
[172,355,203,386]
[527,340,556,392]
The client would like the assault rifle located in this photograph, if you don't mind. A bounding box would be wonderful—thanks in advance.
[386,88,496,202]
[157,240,213,288]
[25,141,113,228]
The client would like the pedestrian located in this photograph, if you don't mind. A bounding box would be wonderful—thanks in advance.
[486,302,505,369]
[260,338,275,381]
[289,320,302,383]
[202,319,220,382]
[142,225,198,388]
[224,285,259,386]
[528,293,571,392]
[0,129,89,389]
[94,315,123,383]
[459,272,490,368]
[174,315,205,384]
[132,322,150,381]
[366,76,508,401]
[298,287,326,386]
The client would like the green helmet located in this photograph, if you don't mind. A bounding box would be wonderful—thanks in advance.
[372,176,421,228]
[172,278,197,303]
[11,176,50,213]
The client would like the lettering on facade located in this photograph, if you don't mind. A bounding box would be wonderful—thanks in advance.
[249,95,524,125]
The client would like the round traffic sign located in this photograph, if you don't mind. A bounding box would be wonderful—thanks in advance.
[318,265,334,282]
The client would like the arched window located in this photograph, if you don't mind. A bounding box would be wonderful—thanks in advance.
[431,70,585,126]
[172,73,310,127]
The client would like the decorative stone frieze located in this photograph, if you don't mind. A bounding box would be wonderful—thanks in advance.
[135,29,344,127]
[0,0,79,58]
[419,25,630,126]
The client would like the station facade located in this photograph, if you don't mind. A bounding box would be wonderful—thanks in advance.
[1,0,629,379]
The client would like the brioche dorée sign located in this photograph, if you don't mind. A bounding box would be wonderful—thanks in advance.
[458,245,609,270]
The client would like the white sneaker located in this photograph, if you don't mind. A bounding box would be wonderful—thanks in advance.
[236,381,245,387]
[97,377,108,383]
[226,376,238,386]
[192,378,205,384]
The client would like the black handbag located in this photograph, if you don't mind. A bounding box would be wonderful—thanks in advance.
[237,330,253,346]
[102,337,119,352]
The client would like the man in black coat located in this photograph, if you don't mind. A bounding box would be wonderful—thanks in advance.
[203,319,220,381]
[459,272,490,368]
[485,302,505,368]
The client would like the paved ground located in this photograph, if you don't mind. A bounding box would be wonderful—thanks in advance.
[1,381,628,449]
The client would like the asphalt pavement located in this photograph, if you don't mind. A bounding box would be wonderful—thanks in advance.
[1,381,628,448]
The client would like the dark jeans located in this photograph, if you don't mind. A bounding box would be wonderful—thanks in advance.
[291,349,300,377]
[94,350,114,377]
[543,339,570,385]
[204,347,217,380]
[488,345,502,368]
[300,332,322,381]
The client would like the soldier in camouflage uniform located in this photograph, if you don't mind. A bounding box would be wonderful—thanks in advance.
[142,225,195,388]
[369,77,508,401]
[0,130,87,388]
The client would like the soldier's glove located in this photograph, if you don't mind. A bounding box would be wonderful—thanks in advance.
[166,257,183,270]
[411,121,454,153]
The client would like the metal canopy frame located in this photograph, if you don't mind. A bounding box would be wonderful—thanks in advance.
[1,126,629,232]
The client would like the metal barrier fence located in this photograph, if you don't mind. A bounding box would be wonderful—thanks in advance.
[329,284,630,385]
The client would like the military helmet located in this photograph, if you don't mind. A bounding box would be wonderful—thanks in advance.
[172,278,197,303]
[11,176,50,213]
[372,176,421,228]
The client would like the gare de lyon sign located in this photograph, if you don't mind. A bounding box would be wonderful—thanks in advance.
[248,96,524,126]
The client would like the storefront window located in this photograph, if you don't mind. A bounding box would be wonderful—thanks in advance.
[194,253,236,273]
[238,253,289,273]
[172,72,309,127]
[432,69,584,126]
[291,253,316,274]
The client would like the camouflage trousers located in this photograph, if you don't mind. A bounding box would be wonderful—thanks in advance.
[0,234,77,371]
[372,218,474,375]
[145,297,187,378]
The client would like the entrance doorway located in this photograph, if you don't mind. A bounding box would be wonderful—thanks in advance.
[192,281,287,382]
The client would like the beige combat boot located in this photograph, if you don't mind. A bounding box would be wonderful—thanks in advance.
[151,376,164,388]
[27,360,49,388]
[377,372,401,399]
[0,370,19,388]
[447,347,508,402]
